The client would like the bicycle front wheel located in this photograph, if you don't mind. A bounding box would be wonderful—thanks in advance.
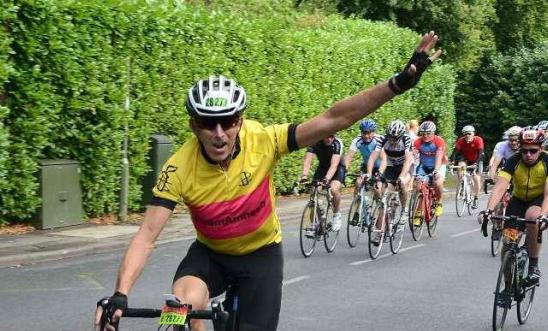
[517,257,536,324]
[368,204,384,259]
[427,214,438,237]
[409,192,424,241]
[490,223,502,257]
[323,200,339,253]
[299,202,317,258]
[493,251,515,331]
[346,195,362,248]
[455,180,466,217]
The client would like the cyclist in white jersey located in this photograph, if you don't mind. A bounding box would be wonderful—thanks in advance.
[367,120,413,245]
[488,126,521,180]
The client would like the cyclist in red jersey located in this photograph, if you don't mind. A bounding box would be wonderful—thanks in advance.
[451,125,484,209]
[95,32,442,331]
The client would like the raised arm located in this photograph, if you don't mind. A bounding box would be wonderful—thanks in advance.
[295,31,442,148]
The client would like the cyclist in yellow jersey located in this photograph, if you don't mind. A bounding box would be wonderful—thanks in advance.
[95,32,442,331]
[480,126,548,287]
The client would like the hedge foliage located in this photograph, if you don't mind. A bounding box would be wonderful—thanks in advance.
[457,44,548,155]
[0,0,455,222]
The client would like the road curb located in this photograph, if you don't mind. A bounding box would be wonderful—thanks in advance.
[1,190,459,268]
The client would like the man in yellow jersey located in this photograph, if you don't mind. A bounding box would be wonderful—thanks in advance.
[480,127,548,295]
[95,32,442,331]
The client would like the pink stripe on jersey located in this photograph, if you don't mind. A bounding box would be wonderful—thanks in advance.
[189,176,273,240]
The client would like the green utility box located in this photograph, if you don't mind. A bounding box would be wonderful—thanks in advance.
[141,135,174,208]
[37,159,84,229]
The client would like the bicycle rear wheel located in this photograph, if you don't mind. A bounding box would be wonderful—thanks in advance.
[493,251,515,331]
[323,200,339,253]
[389,202,404,254]
[517,257,536,324]
[346,195,362,248]
[299,202,318,258]
[455,180,466,217]
[368,204,384,259]
[409,192,424,241]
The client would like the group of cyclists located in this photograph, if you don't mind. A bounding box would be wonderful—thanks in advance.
[92,28,547,331]
[301,117,447,243]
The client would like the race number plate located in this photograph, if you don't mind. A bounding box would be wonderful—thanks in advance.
[159,304,188,326]
[503,228,519,242]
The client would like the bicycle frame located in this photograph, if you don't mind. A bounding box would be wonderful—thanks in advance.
[414,175,436,224]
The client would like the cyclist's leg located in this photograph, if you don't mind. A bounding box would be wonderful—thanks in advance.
[172,241,224,331]
[434,165,446,201]
[472,161,483,207]
[397,166,410,211]
[524,196,544,283]
[227,243,284,331]
[330,165,345,214]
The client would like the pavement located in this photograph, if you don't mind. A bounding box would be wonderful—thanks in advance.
[0,187,459,269]
[0,194,311,268]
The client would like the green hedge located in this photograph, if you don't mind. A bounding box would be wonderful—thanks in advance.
[0,0,455,223]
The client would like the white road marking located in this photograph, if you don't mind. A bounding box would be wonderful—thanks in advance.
[350,243,426,265]
[283,275,310,286]
[451,228,480,238]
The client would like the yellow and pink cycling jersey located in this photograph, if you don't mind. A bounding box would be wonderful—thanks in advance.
[152,120,298,255]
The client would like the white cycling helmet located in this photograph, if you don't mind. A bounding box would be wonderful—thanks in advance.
[538,120,548,130]
[186,75,247,118]
[505,126,522,138]
[462,125,475,134]
[386,120,406,139]
[419,121,436,133]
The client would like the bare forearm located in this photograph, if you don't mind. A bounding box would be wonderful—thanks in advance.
[115,232,156,294]
[487,180,509,210]
[115,206,172,294]
[297,82,394,148]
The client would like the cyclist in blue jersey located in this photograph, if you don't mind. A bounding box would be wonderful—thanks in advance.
[345,119,386,196]
[412,121,448,217]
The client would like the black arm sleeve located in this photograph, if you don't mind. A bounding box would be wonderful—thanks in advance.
[150,196,177,210]
[287,123,299,152]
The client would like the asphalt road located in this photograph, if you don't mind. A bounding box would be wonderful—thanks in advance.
[1,195,548,331]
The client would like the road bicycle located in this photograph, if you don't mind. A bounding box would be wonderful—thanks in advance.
[299,180,339,258]
[346,174,377,248]
[450,164,477,217]
[408,173,438,241]
[99,285,238,330]
[368,178,404,259]
[490,215,546,331]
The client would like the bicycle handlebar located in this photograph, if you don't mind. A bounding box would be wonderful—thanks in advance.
[121,306,230,323]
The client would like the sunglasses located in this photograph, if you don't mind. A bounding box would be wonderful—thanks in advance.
[464,133,473,136]
[509,139,519,143]
[420,132,434,136]
[521,148,541,155]
[193,115,241,131]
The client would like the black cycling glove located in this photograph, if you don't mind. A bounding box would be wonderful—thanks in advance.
[97,291,128,330]
[388,50,433,94]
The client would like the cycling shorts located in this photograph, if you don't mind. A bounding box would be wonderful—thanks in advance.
[173,241,283,331]
[385,164,403,182]
[313,164,346,184]
[506,196,543,219]
[460,160,483,174]
[416,164,446,180]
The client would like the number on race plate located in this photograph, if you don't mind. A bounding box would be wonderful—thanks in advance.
[159,305,189,326]
[503,228,519,242]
